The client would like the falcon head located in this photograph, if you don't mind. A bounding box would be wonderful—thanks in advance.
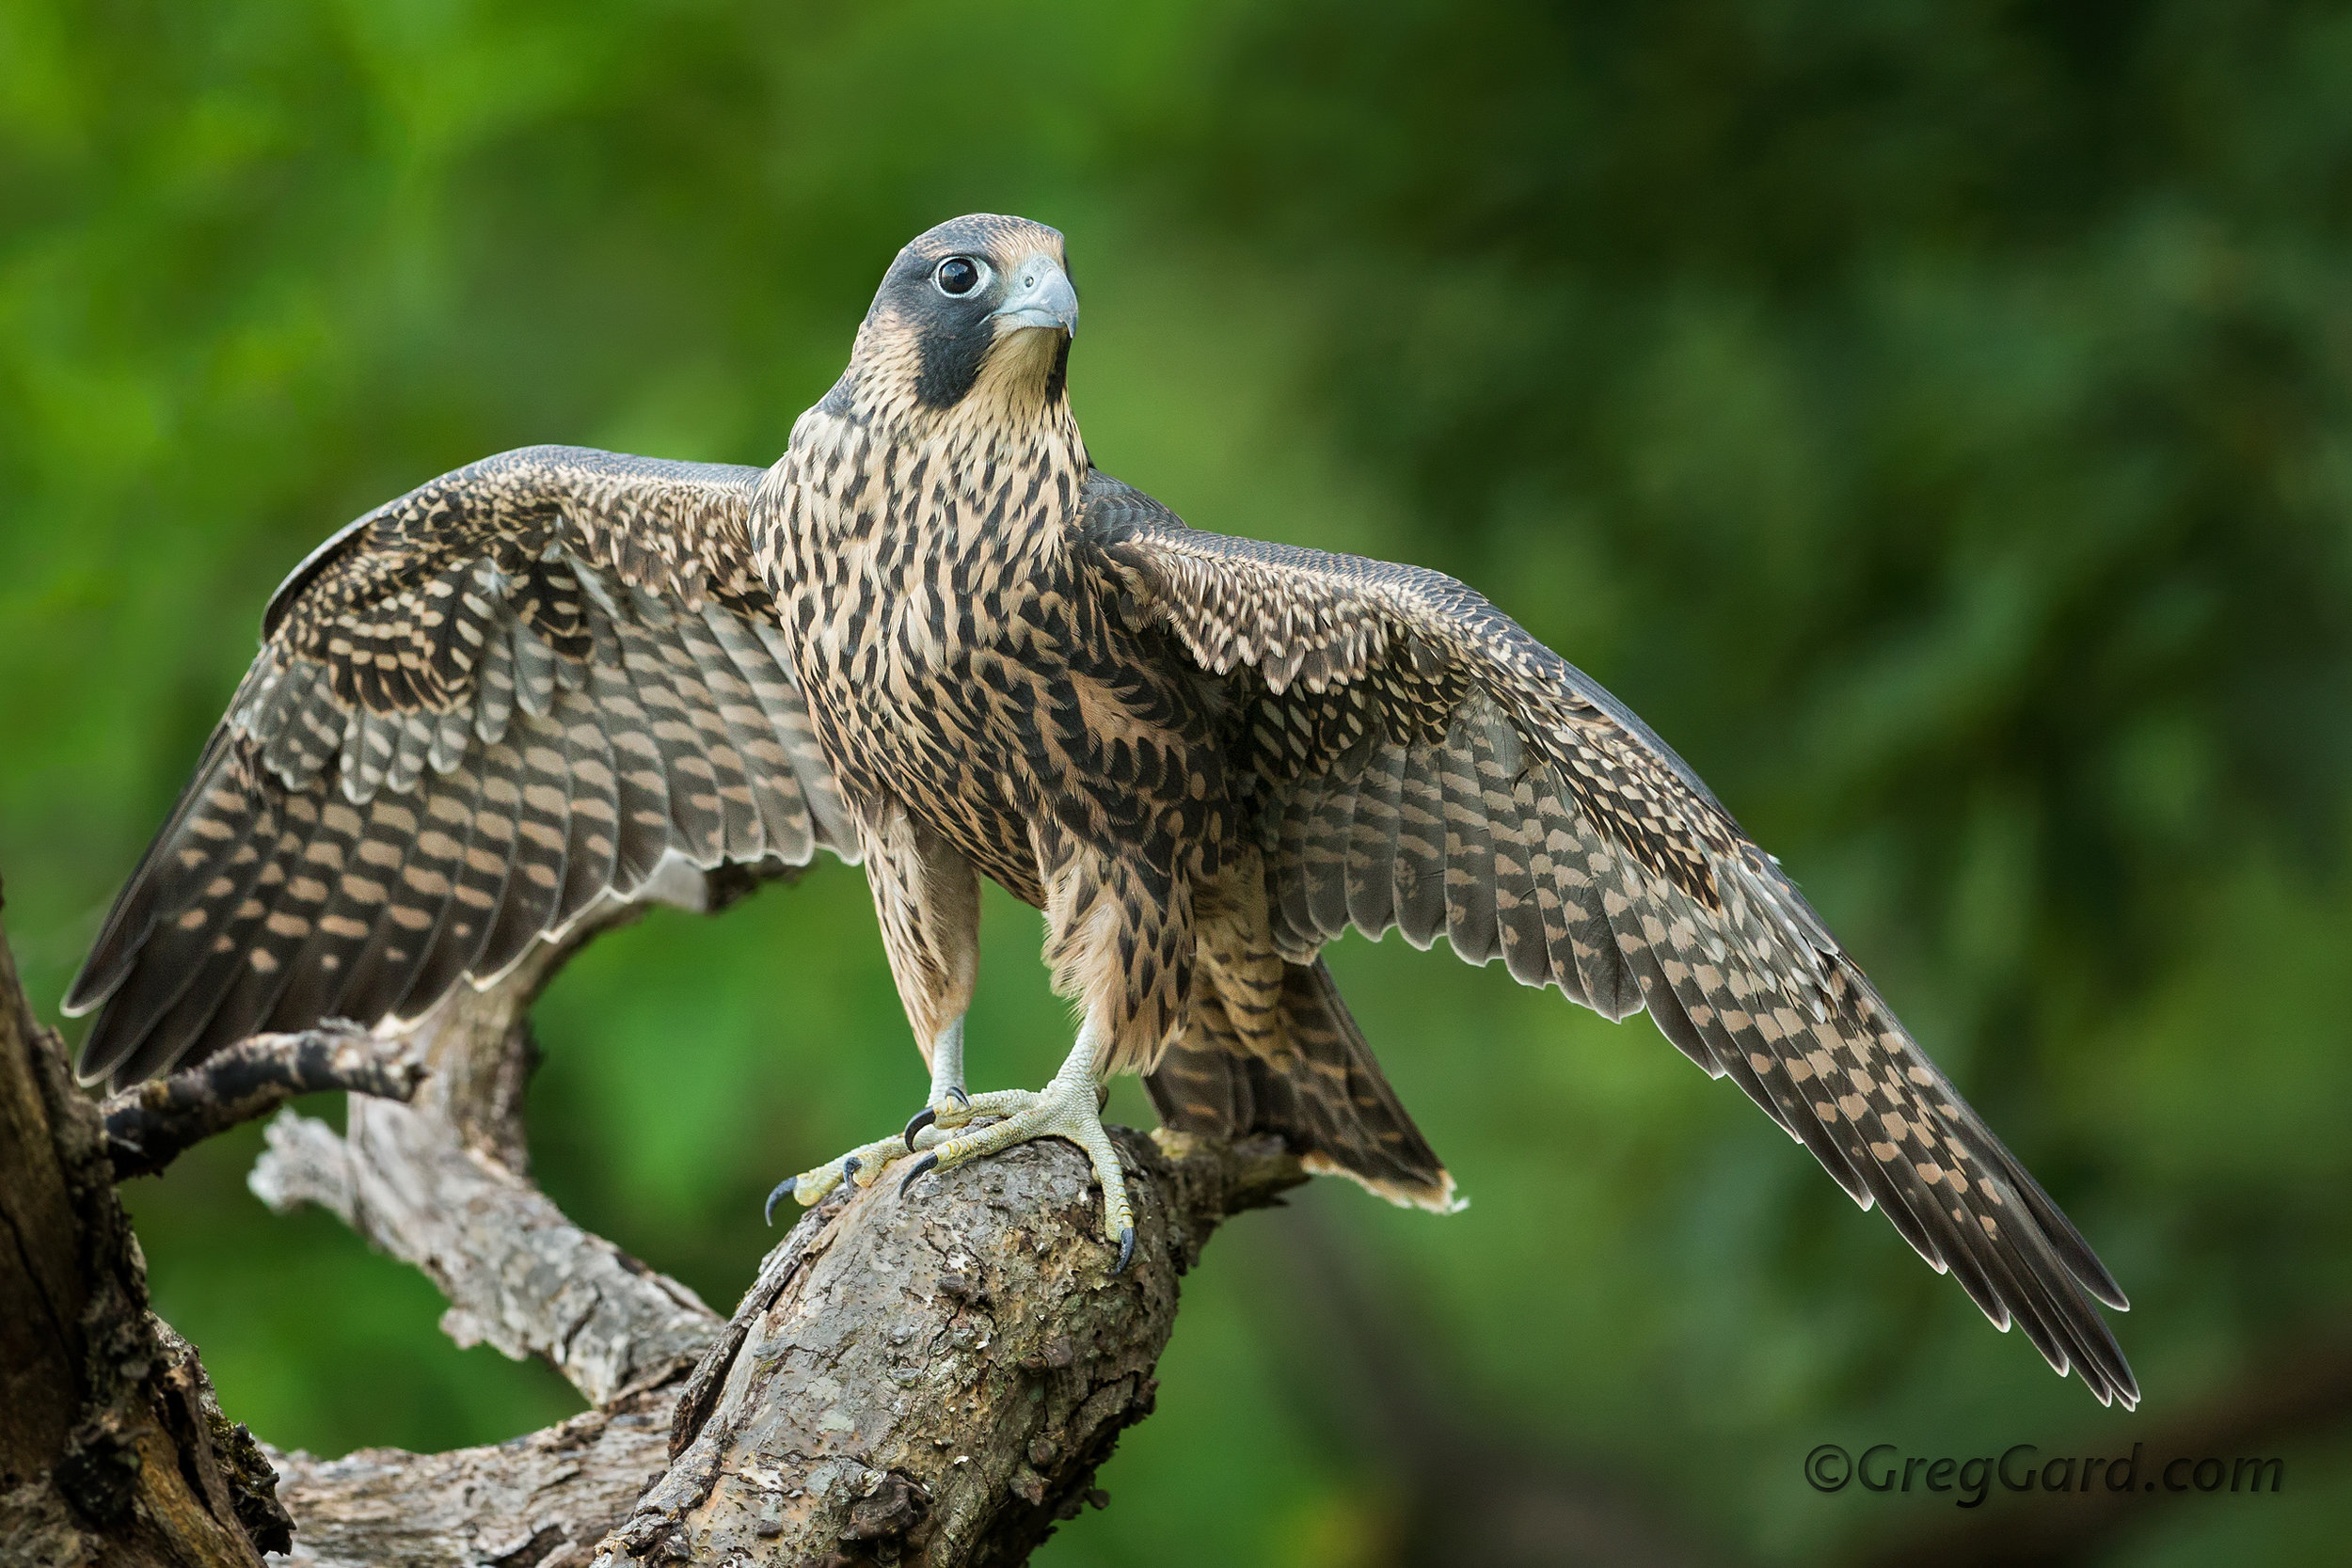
[849,214,1078,416]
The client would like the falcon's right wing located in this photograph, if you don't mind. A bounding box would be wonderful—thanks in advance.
[68,446,855,1090]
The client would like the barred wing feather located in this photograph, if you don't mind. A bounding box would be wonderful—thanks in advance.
[67,446,853,1089]
[1081,470,2137,1409]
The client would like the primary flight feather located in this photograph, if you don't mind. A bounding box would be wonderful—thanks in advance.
[68,214,2136,1407]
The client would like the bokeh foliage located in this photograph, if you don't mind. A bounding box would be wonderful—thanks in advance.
[4,2,2349,1562]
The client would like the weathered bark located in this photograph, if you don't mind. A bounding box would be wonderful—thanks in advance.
[32,867,1310,1564]
[254,1132,1298,1567]
[606,1129,1301,1567]
[258,1398,676,1568]
[248,1095,723,1408]
[0,889,291,1567]
[239,903,726,1409]
[101,1025,425,1181]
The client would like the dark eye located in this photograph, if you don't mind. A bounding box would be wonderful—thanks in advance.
[933,256,986,297]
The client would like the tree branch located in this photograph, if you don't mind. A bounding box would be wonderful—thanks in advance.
[259,1397,676,1568]
[250,1095,723,1406]
[37,867,1301,1565]
[101,1025,424,1181]
[250,1125,1299,1566]
[603,1129,1301,1566]
[0,889,291,1566]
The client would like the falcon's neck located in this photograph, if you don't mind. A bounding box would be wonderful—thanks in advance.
[765,360,1089,585]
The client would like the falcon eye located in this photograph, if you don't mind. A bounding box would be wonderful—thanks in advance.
[933,256,987,298]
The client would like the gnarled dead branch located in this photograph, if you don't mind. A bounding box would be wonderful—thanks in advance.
[11,875,1302,1566]
[101,1025,422,1182]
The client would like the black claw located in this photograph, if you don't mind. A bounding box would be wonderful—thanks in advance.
[904,1107,936,1148]
[898,1152,940,1198]
[844,1156,862,1180]
[947,1085,971,1110]
[763,1180,794,1227]
[1112,1226,1136,1275]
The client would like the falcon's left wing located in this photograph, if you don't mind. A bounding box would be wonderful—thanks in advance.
[1079,471,2137,1409]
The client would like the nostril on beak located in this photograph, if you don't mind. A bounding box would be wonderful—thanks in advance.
[989,261,1078,336]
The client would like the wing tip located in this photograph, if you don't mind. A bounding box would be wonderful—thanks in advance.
[73,1006,157,1093]
[58,977,108,1020]
[70,1038,121,1090]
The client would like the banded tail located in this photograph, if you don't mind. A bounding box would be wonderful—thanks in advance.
[1147,957,1457,1211]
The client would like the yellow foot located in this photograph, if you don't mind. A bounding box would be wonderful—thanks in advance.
[899,1083,976,1147]
[770,1083,986,1225]
[896,1075,1136,1274]
[769,1133,918,1224]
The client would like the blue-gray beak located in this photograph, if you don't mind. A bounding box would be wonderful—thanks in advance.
[991,258,1078,338]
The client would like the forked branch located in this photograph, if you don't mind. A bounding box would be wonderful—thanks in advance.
[60,878,1303,1566]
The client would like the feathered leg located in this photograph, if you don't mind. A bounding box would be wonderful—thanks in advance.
[880,839,1189,1273]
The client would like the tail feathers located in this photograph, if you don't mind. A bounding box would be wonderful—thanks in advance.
[1147,957,1457,1212]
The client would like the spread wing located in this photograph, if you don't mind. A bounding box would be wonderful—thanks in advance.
[1081,471,2137,1409]
[68,446,854,1089]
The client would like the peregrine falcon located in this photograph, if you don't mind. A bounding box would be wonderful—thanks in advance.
[65,214,2136,1406]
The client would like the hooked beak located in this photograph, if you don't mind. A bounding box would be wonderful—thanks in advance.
[990,258,1078,338]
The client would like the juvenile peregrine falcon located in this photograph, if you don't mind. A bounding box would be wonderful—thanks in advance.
[66,214,2136,1406]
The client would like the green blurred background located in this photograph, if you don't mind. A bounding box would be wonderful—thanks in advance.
[5,2,2350,1563]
